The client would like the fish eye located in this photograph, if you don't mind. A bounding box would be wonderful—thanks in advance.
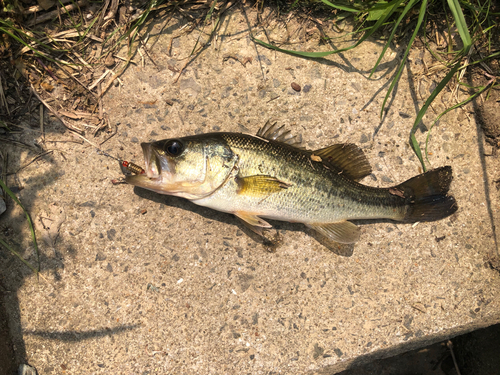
[165,139,184,157]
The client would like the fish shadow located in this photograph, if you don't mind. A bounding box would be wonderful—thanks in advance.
[132,187,403,257]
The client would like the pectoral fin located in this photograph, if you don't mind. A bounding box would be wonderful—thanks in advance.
[235,211,272,236]
[236,175,291,198]
[306,221,360,244]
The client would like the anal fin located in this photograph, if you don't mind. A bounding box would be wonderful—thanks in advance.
[306,221,360,244]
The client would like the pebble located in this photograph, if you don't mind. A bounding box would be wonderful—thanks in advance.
[131,137,139,143]
[179,77,201,94]
[291,82,301,92]
[257,55,272,65]
[359,134,369,143]
[104,54,115,67]
[302,84,312,93]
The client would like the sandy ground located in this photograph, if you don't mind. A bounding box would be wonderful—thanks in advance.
[1,7,499,374]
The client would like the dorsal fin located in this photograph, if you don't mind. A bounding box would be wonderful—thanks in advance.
[256,121,305,149]
[314,144,372,181]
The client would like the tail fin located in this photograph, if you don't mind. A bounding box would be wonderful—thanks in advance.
[397,166,458,222]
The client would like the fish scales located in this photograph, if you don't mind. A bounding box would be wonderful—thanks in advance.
[206,133,407,223]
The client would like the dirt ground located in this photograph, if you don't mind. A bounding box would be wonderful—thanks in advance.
[1,5,500,375]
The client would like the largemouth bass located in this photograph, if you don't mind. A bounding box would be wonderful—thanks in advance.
[126,122,457,244]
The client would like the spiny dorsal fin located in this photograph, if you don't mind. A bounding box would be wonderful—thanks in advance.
[314,144,372,181]
[306,221,360,244]
[236,175,291,198]
[256,121,305,149]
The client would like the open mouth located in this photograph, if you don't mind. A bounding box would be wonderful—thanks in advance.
[141,143,161,178]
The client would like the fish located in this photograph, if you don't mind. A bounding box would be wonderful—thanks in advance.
[126,122,458,244]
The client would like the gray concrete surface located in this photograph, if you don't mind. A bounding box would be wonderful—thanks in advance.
[2,8,500,374]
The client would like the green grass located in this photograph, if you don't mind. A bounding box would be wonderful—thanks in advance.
[253,0,499,171]
[1,0,498,172]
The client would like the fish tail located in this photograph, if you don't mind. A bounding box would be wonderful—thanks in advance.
[396,166,458,222]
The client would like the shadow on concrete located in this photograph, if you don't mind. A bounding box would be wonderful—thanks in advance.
[0,96,141,373]
[23,325,139,342]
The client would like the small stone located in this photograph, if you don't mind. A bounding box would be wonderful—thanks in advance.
[291,82,301,92]
[179,77,201,94]
[95,252,107,261]
[104,54,115,67]
[107,229,116,240]
[359,134,369,143]
[131,137,139,143]
[302,84,312,93]
[257,55,272,65]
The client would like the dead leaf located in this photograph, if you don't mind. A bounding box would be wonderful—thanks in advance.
[38,0,55,10]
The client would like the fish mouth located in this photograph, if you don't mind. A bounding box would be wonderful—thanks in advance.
[141,143,162,178]
[125,142,174,192]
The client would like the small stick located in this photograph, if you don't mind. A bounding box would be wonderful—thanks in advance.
[0,74,9,115]
[89,70,110,91]
[28,0,88,26]
[30,84,84,135]
[98,82,103,119]
[39,103,44,140]
[10,150,54,175]
[447,340,462,375]
[139,36,159,69]
[23,0,73,14]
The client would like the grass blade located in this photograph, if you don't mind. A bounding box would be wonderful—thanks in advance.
[317,0,361,13]
[447,0,472,52]
[0,238,39,275]
[369,0,419,78]
[410,61,461,171]
[380,0,427,116]
[424,84,489,165]
[254,0,405,58]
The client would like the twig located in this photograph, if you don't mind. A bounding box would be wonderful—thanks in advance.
[53,60,96,97]
[99,59,131,98]
[447,340,462,375]
[0,137,40,151]
[30,84,84,135]
[140,35,159,69]
[89,70,110,91]
[100,119,117,146]
[27,0,88,26]
[98,82,103,119]
[0,74,9,115]
[23,0,73,14]
[39,103,44,140]
[10,150,54,175]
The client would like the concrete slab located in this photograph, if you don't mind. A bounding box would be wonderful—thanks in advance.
[2,7,500,374]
